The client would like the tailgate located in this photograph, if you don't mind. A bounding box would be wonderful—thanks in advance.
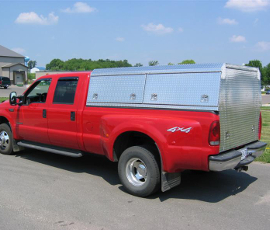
[219,65,261,152]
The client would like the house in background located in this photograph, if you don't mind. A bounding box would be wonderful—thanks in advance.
[0,45,28,84]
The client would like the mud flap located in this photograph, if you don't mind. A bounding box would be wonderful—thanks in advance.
[12,139,24,152]
[161,171,181,192]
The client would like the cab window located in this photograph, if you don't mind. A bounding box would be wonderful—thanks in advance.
[25,79,51,104]
[53,77,78,104]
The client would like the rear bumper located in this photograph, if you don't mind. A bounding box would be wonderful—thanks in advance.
[209,141,267,171]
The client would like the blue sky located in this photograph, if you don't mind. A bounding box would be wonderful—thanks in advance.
[0,0,269,67]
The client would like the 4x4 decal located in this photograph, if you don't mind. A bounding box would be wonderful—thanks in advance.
[167,127,192,133]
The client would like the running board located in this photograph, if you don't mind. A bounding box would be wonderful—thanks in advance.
[17,141,83,158]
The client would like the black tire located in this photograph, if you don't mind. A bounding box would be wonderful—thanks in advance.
[0,123,13,155]
[4,87,7,89]
[118,145,160,197]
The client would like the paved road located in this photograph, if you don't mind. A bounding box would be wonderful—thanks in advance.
[0,85,28,98]
[262,95,270,105]
[0,150,269,230]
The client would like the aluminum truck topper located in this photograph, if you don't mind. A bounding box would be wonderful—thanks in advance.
[87,63,260,110]
[87,63,261,152]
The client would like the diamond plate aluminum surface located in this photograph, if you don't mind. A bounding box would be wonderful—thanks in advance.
[91,63,224,76]
[143,72,221,107]
[87,74,146,104]
[219,67,261,152]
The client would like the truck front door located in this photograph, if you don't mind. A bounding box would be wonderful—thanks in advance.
[47,77,79,150]
[16,79,52,144]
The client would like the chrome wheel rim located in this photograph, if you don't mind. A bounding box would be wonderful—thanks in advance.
[0,131,10,150]
[126,158,147,186]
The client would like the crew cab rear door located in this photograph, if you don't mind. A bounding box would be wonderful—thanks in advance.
[47,77,80,149]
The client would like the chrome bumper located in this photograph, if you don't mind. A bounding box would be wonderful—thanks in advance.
[209,141,267,171]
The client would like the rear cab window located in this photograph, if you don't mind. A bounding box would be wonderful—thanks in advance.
[53,77,78,104]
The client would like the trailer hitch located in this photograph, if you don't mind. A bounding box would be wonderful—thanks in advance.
[235,166,248,172]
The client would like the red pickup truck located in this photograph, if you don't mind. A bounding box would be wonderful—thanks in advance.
[0,64,267,197]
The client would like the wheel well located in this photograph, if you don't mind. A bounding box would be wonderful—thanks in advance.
[0,116,10,128]
[113,131,160,162]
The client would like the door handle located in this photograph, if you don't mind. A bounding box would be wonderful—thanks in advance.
[70,111,75,121]
[43,109,46,118]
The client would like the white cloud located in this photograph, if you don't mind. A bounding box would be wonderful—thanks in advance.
[178,27,184,32]
[62,2,96,13]
[256,41,270,51]
[230,35,246,42]
[12,48,26,54]
[141,23,173,35]
[217,17,238,25]
[116,37,125,42]
[15,12,58,25]
[225,0,270,12]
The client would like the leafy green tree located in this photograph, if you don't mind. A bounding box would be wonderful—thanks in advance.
[149,61,159,66]
[245,60,265,85]
[263,63,270,85]
[245,60,263,71]
[46,58,132,71]
[178,60,195,65]
[134,63,143,67]
[28,60,37,69]
[168,62,174,65]
[46,59,65,70]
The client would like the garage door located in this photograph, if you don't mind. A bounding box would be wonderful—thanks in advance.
[15,72,23,84]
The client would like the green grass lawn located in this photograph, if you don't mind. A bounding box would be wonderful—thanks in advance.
[256,109,270,163]
[261,106,270,111]
[0,97,8,103]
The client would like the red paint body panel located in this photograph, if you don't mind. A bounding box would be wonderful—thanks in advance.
[16,103,50,144]
[0,71,222,173]
[82,107,220,172]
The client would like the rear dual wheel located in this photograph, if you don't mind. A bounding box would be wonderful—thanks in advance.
[118,145,160,197]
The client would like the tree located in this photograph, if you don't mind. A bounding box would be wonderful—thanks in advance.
[28,60,37,69]
[168,62,174,65]
[46,59,65,70]
[149,61,159,66]
[178,60,195,65]
[263,63,270,85]
[134,63,143,67]
[245,60,265,85]
[46,58,132,71]
[245,60,263,71]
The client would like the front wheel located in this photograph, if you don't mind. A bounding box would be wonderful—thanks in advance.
[118,145,160,197]
[0,123,14,155]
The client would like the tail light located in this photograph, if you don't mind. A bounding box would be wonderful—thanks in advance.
[258,112,262,140]
[0,80,2,85]
[209,120,220,146]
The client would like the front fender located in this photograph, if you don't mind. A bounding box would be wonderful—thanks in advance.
[0,108,18,139]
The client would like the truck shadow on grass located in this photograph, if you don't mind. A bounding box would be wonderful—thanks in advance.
[16,149,257,203]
